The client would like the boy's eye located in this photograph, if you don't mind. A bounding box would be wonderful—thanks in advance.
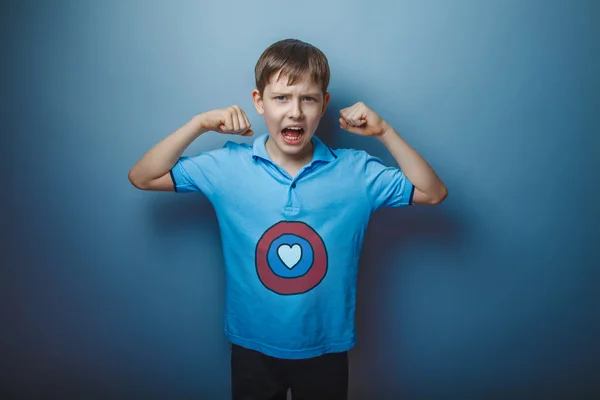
[274,96,316,102]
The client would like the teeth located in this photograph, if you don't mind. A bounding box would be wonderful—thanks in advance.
[283,132,302,141]
[282,126,303,142]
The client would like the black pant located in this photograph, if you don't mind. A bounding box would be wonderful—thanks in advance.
[230,344,349,400]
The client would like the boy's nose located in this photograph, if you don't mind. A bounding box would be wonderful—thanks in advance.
[288,102,303,119]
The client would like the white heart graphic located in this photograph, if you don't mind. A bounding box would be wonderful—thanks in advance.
[277,244,302,269]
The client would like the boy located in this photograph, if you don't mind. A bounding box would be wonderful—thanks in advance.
[129,38,447,400]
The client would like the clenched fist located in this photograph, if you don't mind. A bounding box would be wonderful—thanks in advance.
[339,102,390,137]
[199,105,254,136]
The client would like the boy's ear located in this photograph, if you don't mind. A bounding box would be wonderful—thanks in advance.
[252,89,265,115]
[321,92,331,116]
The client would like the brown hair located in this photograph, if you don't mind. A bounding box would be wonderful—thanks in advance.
[254,39,330,95]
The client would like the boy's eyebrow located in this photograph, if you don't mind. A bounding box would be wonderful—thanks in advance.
[270,92,322,98]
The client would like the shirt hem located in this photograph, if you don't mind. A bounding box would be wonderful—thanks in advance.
[224,330,357,359]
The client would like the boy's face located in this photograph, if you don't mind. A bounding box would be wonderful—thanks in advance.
[252,71,330,159]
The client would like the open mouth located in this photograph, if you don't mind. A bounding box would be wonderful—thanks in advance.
[281,126,305,144]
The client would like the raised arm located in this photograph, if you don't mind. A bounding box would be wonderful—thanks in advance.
[339,102,447,205]
[128,106,254,191]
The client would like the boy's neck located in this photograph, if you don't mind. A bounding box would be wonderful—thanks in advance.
[265,137,314,174]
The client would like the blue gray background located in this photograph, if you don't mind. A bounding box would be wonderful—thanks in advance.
[3,0,599,398]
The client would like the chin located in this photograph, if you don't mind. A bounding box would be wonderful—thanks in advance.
[281,146,307,156]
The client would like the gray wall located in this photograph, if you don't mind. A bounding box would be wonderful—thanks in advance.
[3,0,599,398]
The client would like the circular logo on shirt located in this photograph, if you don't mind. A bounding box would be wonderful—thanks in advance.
[255,221,328,295]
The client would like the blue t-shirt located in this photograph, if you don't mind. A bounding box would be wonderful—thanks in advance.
[170,133,414,359]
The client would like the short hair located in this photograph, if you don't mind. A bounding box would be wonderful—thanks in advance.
[254,39,330,95]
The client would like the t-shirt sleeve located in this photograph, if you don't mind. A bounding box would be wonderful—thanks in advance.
[170,143,233,197]
[361,151,415,211]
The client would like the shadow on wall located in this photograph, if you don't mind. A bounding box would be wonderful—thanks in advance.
[352,206,463,397]
[315,98,341,147]
[149,191,217,233]
[146,190,224,270]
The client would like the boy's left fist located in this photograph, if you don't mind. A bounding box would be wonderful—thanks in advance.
[339,102,389,137]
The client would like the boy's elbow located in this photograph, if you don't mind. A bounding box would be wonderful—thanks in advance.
[431,186,448,205]
[128,168,146,190]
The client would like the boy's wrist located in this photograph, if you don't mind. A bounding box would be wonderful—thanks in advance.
[191,114,210,135]
[377,122,397,142]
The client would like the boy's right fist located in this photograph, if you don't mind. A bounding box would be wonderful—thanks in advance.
[199,106,254,136]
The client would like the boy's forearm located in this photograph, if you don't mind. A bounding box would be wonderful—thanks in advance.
[377,124,447,201]
[129,115,208,185]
